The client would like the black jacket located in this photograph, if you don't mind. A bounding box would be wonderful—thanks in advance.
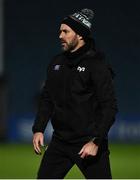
[32,41,118,145]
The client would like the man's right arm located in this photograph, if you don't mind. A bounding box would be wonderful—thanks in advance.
[32,78,54,154]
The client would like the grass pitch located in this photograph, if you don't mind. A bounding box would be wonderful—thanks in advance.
[0,143,140,179]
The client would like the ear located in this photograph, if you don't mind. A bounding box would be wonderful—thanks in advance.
[77,35,83,40]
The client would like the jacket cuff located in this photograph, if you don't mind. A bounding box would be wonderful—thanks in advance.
[32,126,44,134]
[90,137,102,146]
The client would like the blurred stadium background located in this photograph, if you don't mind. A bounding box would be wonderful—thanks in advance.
[0,0,140,179]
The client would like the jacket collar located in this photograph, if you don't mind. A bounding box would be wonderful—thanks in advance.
[63,41,95,67]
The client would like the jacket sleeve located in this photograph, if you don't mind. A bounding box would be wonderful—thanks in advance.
[32,71,54,134]
[91,60,118,145]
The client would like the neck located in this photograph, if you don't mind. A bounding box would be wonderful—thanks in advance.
[64,39,92,61]
[70,40,85,53]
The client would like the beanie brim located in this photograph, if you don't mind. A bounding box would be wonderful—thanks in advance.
[61,16,91,39]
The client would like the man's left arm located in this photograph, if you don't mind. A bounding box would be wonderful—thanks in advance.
[91,61,118,145]
[79,61,118,158]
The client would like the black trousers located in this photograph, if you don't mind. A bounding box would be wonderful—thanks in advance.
[37,137,112,179]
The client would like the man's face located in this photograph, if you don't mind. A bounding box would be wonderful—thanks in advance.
[59,24,79,52]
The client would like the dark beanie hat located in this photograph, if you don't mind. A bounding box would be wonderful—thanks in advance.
[61,8,94,39]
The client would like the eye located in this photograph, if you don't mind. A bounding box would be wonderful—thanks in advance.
[63,30,68,33]
[59,29,69,35]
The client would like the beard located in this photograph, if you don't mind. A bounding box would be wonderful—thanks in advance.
[60,35,79,52]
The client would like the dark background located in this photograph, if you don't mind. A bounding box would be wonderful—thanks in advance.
[3,0,140,142]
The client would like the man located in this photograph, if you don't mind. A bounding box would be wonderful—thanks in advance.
[32,8,118,179]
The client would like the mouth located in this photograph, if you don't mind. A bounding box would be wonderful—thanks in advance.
[60,40,66,45]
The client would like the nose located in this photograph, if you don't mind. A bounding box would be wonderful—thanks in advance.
[59,34,61,39]
[59,31,63,39]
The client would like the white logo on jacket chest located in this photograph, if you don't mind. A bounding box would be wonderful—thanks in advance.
[54,65,61,70]
[77,66,85,72]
